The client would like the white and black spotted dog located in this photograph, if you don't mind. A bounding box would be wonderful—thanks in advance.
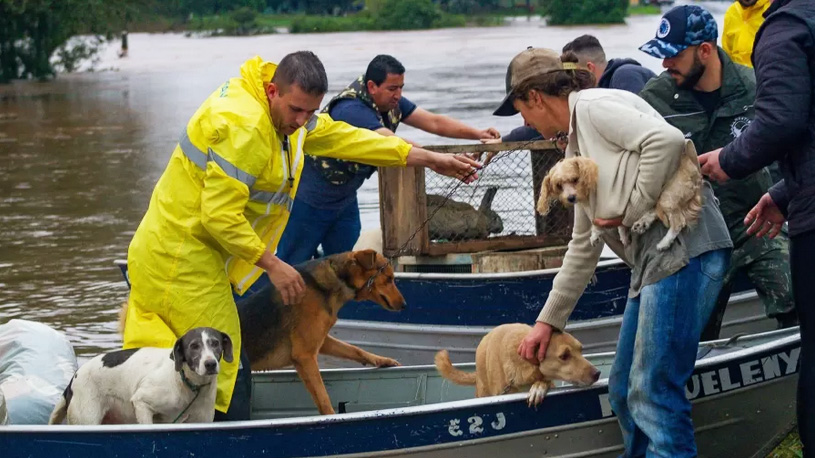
[49,327,232,425]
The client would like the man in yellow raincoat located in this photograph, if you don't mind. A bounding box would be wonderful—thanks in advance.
[723,0,772,67]
[122,51,479,420]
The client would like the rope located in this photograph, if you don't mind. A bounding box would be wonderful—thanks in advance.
[172,370,211,423]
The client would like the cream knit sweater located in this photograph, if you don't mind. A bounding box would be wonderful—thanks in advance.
[536,88,690,330]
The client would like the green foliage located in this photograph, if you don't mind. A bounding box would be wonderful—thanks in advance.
[231,7,258,35]
[0,0,136,82]
[436,0,502,15]
[627,4,660,15]
[374,0,440,30]
[542,0,628,25]
[289,13,375,33]
[287,0,479,34]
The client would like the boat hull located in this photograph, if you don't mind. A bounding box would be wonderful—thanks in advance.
[4,331,799,458]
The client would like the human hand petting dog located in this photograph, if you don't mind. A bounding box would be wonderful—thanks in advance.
[745,193,786,239]
[698,148,731,183]
[518,321,554,364]
[256,251,305,305]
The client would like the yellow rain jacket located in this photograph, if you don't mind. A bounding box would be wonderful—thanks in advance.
[123,56,411,412]
[723,0,771,67]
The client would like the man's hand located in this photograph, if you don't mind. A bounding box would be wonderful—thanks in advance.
[256,251,305,305]
[477,128,501,140]
[745,192,786,238]
[406,147,481,183]
[699,148,731,183]
[518,321,554,364]
[593,217,623,228]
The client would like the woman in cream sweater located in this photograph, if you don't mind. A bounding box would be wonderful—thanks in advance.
[495,48,733,457]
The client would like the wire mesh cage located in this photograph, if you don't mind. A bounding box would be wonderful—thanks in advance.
[378,140,573,257]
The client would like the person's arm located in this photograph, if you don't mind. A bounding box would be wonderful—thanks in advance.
[198,121,268,266]
[583,98,686,227]
[719,16,813,179]
[372,126,421,147]
[329,98,421,146]
[403,107,499,140]
[197,114,306,305]
[305,114,480,181]
[535,206,604,330]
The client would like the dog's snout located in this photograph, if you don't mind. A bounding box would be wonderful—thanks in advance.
[567,195,577,204]
[204,360,218,372]
[591,369,601,383]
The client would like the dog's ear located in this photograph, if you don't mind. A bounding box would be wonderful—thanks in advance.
[353,249,378,270]
[576,157,598,194]
[170,337,185,372]
[537,175,554,215]
[220,332,234,363]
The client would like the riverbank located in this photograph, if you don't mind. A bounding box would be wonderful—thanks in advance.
[125,4,665,37]
[128,10,512,36]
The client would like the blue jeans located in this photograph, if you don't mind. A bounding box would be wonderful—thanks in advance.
[608,248,730,458]
[276,198,362,265]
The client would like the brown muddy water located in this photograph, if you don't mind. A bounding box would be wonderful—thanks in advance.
[0,6,728,358]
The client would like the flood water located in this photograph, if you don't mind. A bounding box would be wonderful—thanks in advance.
[0,4,729,358]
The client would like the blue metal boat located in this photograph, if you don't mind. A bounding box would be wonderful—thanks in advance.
[4,328,799,457]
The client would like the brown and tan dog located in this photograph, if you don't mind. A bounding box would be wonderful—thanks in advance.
[435,323,600,406]
[120,249,405,416]
[237,249,404,415]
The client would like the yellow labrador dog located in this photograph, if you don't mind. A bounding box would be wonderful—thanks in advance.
[435,323,600,406]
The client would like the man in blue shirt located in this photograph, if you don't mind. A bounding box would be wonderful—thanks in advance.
[277,54,499,263]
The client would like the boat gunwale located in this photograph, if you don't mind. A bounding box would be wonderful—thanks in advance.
[113,258,629,280]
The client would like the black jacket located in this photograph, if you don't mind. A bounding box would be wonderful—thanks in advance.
[719,0,815,236]
[597,58,656,93]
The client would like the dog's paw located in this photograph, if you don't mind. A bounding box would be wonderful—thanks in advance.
[589,232,601,246]
[631,220,649,235]
[527,381,550,408]
[656,239,672,251]
[370,356,400,368]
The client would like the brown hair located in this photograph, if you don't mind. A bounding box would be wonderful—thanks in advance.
[514,52,596,101]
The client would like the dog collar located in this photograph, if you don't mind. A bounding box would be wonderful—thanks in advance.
[180,369,210,393]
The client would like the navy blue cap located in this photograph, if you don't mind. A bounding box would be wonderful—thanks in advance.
[639,5,718,59]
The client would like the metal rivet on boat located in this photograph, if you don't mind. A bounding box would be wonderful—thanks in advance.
[545,436,550,440]
[554,434,559,438]
[674,94,679,99]
[598,429,603,434]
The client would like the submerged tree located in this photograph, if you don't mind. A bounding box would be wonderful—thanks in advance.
[0,0,137,82]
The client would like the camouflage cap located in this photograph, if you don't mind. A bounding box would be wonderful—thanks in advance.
[639,5,718,59]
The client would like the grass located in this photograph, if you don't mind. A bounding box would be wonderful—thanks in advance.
[627,4,662,16]
[767,430,804,458]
